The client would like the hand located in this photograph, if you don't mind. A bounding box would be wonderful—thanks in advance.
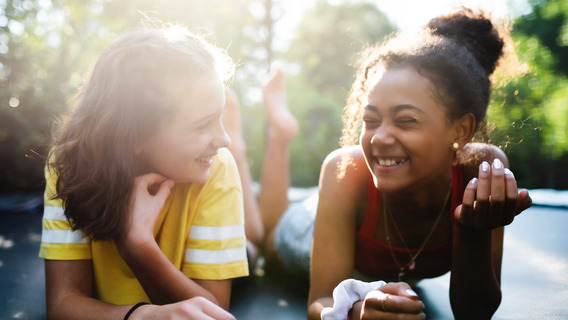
[360,282,424,319]
[131,297,235,320]
[456,159,532,230]
[121,173,175,246]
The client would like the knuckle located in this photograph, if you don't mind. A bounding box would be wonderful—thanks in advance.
[491,196,505,204]
[491,170,504,178]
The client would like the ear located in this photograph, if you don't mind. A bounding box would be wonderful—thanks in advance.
[451,113,476,150]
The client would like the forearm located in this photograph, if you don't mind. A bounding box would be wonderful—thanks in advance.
[45,260,133,320]
[450,226,501,319]
[117,240,218,305]
[47,292,131,320]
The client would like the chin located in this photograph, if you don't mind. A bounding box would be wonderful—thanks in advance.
[373,178,401,193]
[190,170,212,184]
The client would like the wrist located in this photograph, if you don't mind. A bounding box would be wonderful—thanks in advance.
[116,237,159,263]
[124,302,152,320]
[454,221,493,238]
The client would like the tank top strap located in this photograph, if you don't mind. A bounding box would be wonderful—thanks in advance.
[450,164,464,225]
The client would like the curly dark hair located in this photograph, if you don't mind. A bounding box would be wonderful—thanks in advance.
[340,8,505,147]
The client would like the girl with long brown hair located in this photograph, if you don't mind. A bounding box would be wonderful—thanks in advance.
[40,24,246,319]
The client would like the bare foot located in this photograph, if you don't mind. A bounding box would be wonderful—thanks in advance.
[262,68,299,143]
[222,87,246,156]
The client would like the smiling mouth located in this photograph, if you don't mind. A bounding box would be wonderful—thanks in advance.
[377,158,408,167]
[196,156,214,164]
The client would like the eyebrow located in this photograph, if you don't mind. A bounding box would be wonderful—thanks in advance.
[365,104,425,114]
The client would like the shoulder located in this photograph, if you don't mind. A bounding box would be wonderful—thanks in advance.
[209,148,240,186]
[319,146,369,203]
[214,147,236,167]
[457,142,509,180]
[321,146,367,184]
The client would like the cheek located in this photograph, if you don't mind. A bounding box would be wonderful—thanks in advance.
[359,126,373,144]
[359,130,374,158]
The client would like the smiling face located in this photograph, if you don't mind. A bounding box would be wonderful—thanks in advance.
[138,73,230,184]
[360,66,458,193]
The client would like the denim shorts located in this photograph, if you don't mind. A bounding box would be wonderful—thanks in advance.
[274,190,318,275]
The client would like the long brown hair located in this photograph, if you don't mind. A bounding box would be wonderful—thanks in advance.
[48,25,234,241]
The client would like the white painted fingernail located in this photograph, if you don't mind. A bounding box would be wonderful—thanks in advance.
[406,289,418,296]
[493,158,503,169]
[470,177,478,185]
[481,161,490,172]
[504,168,514,177]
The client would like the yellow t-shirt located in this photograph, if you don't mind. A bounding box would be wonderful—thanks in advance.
[39,148,249,305]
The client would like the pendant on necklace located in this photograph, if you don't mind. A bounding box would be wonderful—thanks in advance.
[398,270,404,281]
[409,260,416,270]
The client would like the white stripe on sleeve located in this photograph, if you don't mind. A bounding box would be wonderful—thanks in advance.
[43,205,66,220]
[185,247,247,264]
[41,229,88,244]
[189,225,244,241]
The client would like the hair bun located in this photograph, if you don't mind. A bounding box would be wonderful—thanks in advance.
[426,7,504,75]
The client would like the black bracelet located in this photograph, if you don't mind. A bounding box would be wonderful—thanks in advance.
[124,302,149,320]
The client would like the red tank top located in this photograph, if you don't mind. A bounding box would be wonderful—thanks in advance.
[354,165,464,280]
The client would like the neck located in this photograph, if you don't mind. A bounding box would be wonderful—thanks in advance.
[382,171,453,221]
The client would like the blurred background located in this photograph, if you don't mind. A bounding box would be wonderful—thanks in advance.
[1,1,567,319]
[1,0,567,195]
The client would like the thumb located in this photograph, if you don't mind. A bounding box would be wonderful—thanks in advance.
[516,189,532,214]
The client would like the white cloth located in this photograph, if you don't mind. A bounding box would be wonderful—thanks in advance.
[321,278,386,320]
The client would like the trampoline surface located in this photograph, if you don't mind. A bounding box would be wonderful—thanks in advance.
[1,202,567,319]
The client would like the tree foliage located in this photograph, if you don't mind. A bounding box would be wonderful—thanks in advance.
[488,0,568,188]
[0,0,567,191]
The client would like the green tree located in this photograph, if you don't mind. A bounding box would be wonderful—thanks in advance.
[488,0,568,189]
[514,0,568,76]
[0,0,269,192]
[0,0,110,191]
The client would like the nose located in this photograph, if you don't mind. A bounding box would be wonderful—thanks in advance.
[213,120,231,149]
[370,123,395,146]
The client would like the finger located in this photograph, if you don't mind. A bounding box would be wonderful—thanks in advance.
[455,178,478,226]
[379,282,420,300]
[365,290,424,314]
[140,172,169,184]
[138,173,170,195]
[155,179,175,202]
[489,159,506,223]
[137,173,169,190]
[360,308,426,320]
[196,298,235,320]
[474,161,491,226]
[501,168,519,225]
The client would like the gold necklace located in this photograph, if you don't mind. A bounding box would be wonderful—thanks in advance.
[382,186,451,281]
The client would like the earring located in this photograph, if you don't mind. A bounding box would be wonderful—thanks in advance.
[452,142,459,150]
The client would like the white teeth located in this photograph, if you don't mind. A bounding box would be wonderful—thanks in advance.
[378,159,405,167]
